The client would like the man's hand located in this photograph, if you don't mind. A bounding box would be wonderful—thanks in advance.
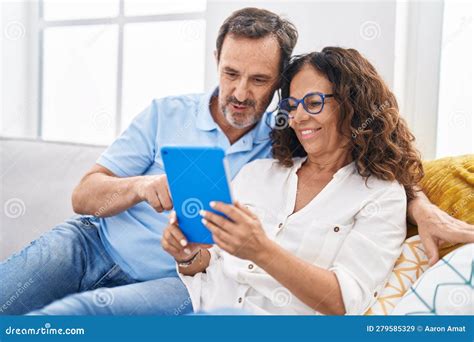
[135,174,173,212]
[412,201,474,266]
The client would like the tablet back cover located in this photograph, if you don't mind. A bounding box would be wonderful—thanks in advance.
[161,146,233,244]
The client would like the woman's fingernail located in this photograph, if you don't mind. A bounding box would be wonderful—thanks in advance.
[184,248,191,255]
[180,239,187,247]
[210,201,216,207]
[199,210,205,216]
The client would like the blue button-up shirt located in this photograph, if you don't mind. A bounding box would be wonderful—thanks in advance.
[96,89,274,280]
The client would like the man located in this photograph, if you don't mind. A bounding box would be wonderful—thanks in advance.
[1,7,472,315]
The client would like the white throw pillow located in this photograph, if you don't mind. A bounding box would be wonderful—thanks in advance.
[391,243,473,315]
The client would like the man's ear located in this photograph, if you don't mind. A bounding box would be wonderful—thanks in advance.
[214,50,218,68]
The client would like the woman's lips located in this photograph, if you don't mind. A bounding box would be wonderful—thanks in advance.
[299,128,322,140]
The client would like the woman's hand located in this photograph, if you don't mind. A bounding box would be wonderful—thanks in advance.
[201,201,347,314]
[200,201,271,262]
[162,212,212,262]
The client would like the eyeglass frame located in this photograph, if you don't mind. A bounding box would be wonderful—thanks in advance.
[278,92,334,117]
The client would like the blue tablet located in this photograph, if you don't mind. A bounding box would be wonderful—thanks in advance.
[161,146,233,244]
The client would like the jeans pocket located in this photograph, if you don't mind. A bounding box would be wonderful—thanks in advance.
[90,264,136,290]
[79,215,99,230]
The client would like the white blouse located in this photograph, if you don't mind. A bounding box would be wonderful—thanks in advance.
[177,157,407,315]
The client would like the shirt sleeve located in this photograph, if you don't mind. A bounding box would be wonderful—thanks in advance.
[329,182,407,315]
[96,100,159,177]
[208,245,222,265]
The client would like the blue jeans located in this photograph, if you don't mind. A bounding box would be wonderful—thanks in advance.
[0,215,192,315]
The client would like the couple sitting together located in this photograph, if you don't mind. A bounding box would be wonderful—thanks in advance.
[1,7,472,316]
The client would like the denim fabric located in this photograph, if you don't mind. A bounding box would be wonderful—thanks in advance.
[28,276,192,316]
[0,215,136,315]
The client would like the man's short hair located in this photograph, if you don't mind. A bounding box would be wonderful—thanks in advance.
[216,7,298,75]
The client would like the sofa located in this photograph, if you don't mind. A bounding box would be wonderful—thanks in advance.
[0,137,106,260]
[1,137,472,315]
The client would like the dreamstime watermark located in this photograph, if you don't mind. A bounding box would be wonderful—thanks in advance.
[4,21,25,41]
[5,323,85,336]
[448,287,471,307]
[352,100,390,139]
[274,109,291,130]
[85,26,107,47]
[94,190,122,217]
[442,16,472,48]
[359,21,381,41]
[274,16,292,43]
[174,296,192,315]
[0,278,35,313]
[173,118,193,141]
[181,198,203,219]
[448,111,468,128]
[92,288,114,307]
[4,198,26,219]
[271,287,292,307]
[92,109,113,132]
[180,21,202,42]
[360,200,382,218]
[451,192,473,217]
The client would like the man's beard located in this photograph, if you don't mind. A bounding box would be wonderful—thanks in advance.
[221,96,260,129]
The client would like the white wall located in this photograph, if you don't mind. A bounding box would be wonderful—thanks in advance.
[204,0,397,91]
[1,0,471,159]
[0,0,39,138]
[394,0,444,159]
[204,0,449,159]
[436,0,473,158]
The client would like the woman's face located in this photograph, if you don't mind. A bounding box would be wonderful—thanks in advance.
[288,64,348,158]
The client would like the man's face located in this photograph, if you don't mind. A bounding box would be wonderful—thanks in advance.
[216,34,281,129]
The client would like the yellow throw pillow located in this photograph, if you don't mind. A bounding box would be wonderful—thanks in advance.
[407,154,474,257]
[367,155,473,315]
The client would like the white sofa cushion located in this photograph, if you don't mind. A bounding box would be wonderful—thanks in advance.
[0,137,105,260]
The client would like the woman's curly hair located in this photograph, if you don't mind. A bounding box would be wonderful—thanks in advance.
[271,47,424,200]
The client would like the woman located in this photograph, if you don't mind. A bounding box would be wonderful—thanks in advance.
[162,47,424,315]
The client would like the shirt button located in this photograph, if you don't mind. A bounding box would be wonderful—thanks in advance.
[248,264,254,270]
[278,223,283,228]
[374,291,378,297]
[238,297,243,303]
[334,226,340,232]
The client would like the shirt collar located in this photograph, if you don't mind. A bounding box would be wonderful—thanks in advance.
[195,87,219,131]
[250,111,273,145]
[225,111,273,154]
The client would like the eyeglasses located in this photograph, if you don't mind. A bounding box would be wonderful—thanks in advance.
[278,92,334,117]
